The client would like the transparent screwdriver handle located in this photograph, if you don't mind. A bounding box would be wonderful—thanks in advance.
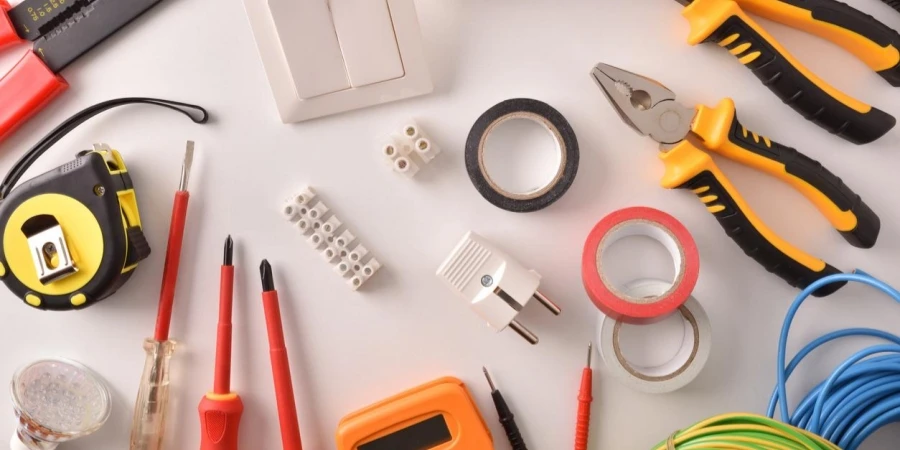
[130,339,176,450]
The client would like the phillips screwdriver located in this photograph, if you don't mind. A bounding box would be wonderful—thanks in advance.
[130,142,194,450]
[483,367,528,450]
[261,260,304,450]
[574,343,594,450]
[198,236,244,450]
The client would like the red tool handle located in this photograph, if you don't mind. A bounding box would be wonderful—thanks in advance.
[199,394,244,450]
[0,52,68,143]
[154,190,190,341]
[214,264,235,394]
[0,1,25,51]
[263,290,303,450]
[574,368,593,450]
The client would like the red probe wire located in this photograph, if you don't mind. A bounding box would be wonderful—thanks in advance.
[261,260,304,450]
[575,342,594,450]
[153,142,194,341]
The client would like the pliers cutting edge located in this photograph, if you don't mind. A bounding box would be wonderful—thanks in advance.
[0,0,163,143]
[674,0,900,144]
[592,62,880,297]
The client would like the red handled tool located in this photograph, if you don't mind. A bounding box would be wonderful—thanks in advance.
[131,142,194,450]
[261,260,304,450]
[574,343,594,450]
[0,0,164,143]
[198,236,244,450]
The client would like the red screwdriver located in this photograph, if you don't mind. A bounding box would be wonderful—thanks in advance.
[198,236,243,450]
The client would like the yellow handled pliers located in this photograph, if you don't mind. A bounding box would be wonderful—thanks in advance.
[592,62,881,297]
[673,0,899,144]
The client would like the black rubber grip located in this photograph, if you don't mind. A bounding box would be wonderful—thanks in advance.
[781,0,900,86]
[492,391,528,450]
[707,16,896,144]
[729,113,880,248]
[500,416,528,450]
[680,171,845,297]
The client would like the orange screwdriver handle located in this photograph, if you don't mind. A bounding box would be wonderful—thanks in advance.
[199,394,244,450]
[574,368,593,450]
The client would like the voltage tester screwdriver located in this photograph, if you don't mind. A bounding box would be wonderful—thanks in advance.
[0,0,167,142]
[130,142,194,450]
[671,0,900,144]
[198,236,244,450]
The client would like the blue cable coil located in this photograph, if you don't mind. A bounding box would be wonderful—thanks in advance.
[767,271,900,450]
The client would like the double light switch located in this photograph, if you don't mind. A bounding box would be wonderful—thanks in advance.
[244,0,433,122]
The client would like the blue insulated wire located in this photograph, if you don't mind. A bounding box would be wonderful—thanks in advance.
[767,271,900,450]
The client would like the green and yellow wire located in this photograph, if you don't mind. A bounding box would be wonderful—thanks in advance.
[652,413,839,450]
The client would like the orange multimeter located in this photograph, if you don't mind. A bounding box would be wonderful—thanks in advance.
[336,377,494,450]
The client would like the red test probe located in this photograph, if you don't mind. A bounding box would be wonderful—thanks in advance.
[261,260,304,450]
[574,342,594,450]
[199,236,244,450]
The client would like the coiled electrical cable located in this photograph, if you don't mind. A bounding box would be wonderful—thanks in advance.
[652,413,837,449]
[768,271,900,450]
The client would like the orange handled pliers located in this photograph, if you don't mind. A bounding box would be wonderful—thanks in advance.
[591,62,880,297]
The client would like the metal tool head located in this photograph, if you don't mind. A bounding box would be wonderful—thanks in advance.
[591,63,695,145]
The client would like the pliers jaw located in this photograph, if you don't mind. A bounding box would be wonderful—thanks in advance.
[591,63,696,146]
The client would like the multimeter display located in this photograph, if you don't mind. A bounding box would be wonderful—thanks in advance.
[358,415,452,450]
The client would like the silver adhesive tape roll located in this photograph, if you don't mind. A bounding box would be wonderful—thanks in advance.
[597,278,711,394]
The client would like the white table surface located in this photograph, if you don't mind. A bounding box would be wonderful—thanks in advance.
[1,0,900,448]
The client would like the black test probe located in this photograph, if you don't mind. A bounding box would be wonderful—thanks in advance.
[482,367,528,450]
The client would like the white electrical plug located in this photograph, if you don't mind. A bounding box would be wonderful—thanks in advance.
[436,231,561,344]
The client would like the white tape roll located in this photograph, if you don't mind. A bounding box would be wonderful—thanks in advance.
[597,278,711,394]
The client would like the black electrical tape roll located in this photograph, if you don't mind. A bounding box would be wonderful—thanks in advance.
[465,98,579,213]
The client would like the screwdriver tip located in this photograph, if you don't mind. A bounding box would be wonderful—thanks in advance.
[224,235,234,265]
[260,259,274,292]
[482,366,496,392]
[179,141,194,191]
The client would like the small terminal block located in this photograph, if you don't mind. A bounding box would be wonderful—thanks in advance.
[381,120,441,178]
[282,187,382,290]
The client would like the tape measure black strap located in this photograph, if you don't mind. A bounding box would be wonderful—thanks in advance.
[465,98,579,213]
[0,98,209,200]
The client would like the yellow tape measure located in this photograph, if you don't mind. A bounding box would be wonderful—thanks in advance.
[0,145,150,310]
[0,98,208,310]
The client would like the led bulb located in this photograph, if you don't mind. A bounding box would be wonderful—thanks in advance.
[10,359,111,450]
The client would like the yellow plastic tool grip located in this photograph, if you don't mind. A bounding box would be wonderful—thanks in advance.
[691,98,880,248]
[658,139,844,296]
[682,0,896,144]
[736,0,900,84]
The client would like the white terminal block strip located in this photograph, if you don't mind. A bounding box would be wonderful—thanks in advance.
[382,120,442,178]
[241,0,433,122]
[282,186,382,290]
[436,231,561,345]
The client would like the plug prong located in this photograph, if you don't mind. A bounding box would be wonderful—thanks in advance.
[533,290,561,315]
[508,320,539,345]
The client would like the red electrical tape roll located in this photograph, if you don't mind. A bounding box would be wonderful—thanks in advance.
[582,207,699,324]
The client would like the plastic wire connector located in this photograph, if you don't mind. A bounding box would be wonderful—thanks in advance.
[768,270,900,450]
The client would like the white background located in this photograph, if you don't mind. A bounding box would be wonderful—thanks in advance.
[1,0,900,449]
